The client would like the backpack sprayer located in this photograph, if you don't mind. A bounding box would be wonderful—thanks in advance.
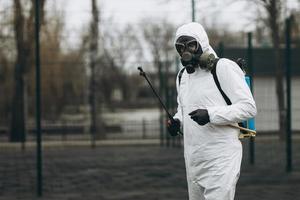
[138,66,256,137]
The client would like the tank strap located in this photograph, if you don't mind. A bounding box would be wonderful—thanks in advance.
[210,59,232,105]
[178,67,186,85]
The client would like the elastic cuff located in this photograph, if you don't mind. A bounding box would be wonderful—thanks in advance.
[207,107,216,123]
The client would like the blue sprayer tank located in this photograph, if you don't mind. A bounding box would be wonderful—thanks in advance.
[243,76,256,131]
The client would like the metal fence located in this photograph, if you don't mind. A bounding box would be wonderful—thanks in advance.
[0,119,161,142]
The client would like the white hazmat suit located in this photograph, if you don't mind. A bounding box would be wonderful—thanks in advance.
[173,23,257,200]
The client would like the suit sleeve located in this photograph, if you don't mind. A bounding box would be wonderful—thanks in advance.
[207,59,257,125]
[173,70,183,122]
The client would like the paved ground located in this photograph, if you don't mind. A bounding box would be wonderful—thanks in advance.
[0,137,300,200]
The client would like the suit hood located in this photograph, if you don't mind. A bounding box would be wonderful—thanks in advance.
[175,22,217,57]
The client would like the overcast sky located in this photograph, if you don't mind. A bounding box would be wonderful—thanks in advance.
[60,0,251,31]
[60,0,299,26]
[50,0,299,45]
[3,0,299,34]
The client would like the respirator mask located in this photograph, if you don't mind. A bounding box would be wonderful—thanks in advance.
[175,36,217,73]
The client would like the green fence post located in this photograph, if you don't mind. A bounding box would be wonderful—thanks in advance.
[285,16,292,172]
[159,63,164,146]
[170,89,176,147]
[191,0,195,22]
[247,32,255,165]
[142,118,146,139]
[35,0,43,196]
[164,63,170,148]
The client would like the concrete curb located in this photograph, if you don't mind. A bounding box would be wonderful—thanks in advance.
[0,139,161,149]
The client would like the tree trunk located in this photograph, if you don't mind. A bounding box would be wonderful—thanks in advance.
[10,0,26,142]
[89,0,105,139]
[10,63,25,142]
[274,46,286,140]
[268,0,286,139]
[10,0,46,142]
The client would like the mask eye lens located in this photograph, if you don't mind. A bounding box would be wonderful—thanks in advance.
[187,40,198,52]
[175,43,185,54]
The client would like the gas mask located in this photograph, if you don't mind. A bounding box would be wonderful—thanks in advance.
[175,36,217,73]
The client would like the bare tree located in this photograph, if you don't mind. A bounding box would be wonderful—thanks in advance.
[80,17,139,111]
[290,9,300,46]
[205,26,246,47]
[103,24,143,71]
[102,24,143,103]
[0,3,14,126]
[142,20,176,106]
[248,0,286,138]
[10,0,46,142]
[78,16,144,108]
[142,20,176,144]
[142,20,176,74]
[89,0,99,138]
[37,8,87,120]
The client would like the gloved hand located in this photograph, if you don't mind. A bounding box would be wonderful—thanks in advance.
[189,109,210,126]
[167,118,181,136]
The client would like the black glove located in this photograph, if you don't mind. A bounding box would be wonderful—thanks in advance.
[167,118,181,136]
[189,109,210,126]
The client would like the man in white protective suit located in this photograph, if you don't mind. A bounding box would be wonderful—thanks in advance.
[167,22,257,200]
